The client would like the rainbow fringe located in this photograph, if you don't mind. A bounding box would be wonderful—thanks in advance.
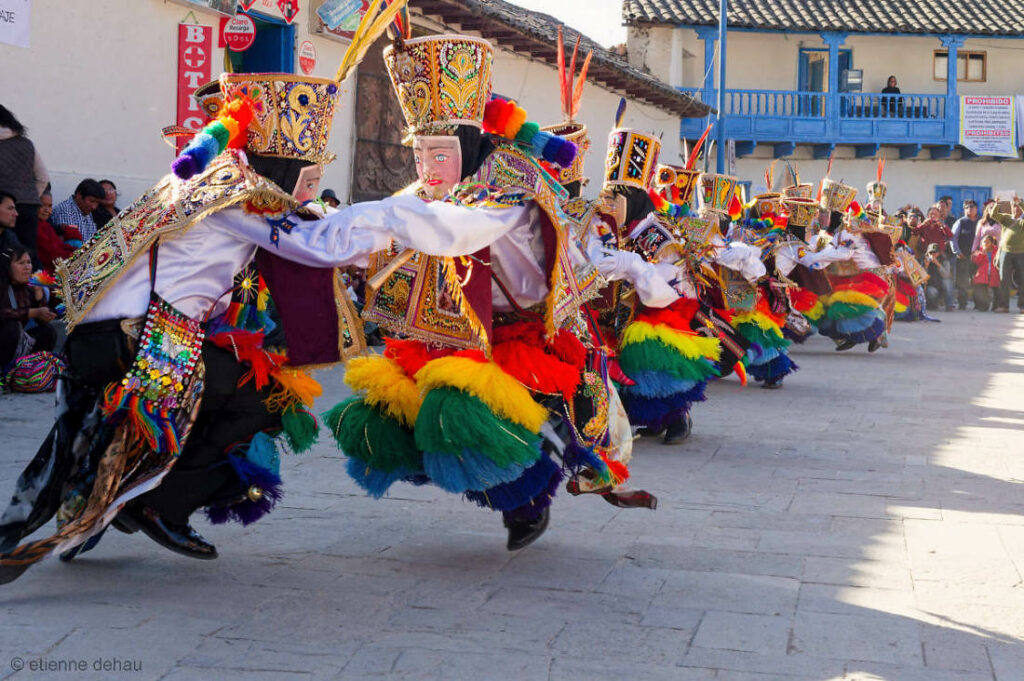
[617,299,721,431]
[818,273,889,344]
[733,300,798,382]
[100,384,182,456]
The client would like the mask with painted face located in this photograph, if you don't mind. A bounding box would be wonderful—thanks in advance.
[413,135,463,200]
[292,165,322,204]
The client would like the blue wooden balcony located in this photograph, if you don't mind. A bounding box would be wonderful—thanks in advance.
[680,88,957,159]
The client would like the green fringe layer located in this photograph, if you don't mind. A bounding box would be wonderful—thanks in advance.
[618,339,720,383]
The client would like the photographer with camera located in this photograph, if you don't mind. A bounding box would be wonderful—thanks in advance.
[988,197,1024,313]
[924,243,954,312]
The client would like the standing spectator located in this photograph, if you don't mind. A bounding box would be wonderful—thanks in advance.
[989,199,1024,313]
[34,193,73,273]
[951,199,979,309]
[971,234,1000,311]
[91,179,121,229]
[972,199,1002,253]
[881,75,903,117]
[0,246,57,367]
[50,179,104,242]
[924,243,954,311]
[913,205,953,261]
[938,195,956,229]
[0,190,24,251]
[0,105,49,267]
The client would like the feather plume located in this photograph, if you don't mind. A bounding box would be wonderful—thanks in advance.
[786,160,798,186]
[571,51,592,119]
[567,34,581,114]
[615,97,627,128]
[876,154,885,182]
[335,0,407,84]
[825,150,834,178]
[685,123,713,169]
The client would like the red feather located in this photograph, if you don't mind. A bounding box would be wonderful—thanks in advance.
[557,26,568,116]
[685,123,713,169]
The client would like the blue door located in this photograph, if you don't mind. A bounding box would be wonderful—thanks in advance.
[798,48,852,117]
[228,12,296,73]
[935,185,992,220]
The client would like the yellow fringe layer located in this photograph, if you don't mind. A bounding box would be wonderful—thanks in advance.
[894,301,908,313]
[345,355,422,427]
[803,301,825,321]
[731,309,783,337]
[415,356,548,432]
[620,321,722,362]
[824,289,880,309]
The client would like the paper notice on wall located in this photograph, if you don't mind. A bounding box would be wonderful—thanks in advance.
[0,0,31,49]
[1015,96,1024,147]
[959,96,1017,157]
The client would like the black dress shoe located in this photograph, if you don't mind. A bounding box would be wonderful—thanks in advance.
[504,507,550,551]
[663,413,693,444]
[867,339,881,353]
[116,504,218,560]
[834,339,857,352]
[637,426,665,438]
[762,377,783,390]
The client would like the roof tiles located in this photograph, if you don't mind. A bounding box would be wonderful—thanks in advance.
[623,0,1024,36]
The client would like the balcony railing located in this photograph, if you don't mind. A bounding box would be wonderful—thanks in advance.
[679,87,956,155]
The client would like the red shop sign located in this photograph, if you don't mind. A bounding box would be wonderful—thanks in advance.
[176,23,213,152]
[223,13,257,52]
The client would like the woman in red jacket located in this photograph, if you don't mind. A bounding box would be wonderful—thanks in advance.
[34,193,74,272]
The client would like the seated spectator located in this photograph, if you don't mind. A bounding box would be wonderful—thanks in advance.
[972,235,1000,311]
[92,179,121,229]
[34,192,74,272]
[924,243,954,311]
[0,190,24,251]
[50,179,104,242]
[0,246,57,365]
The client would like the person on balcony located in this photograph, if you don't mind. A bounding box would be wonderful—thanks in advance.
[881,76,903,117]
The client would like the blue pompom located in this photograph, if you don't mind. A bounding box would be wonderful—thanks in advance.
[531,130,553,158]
[172,154,199,180]
[552,139,577,167]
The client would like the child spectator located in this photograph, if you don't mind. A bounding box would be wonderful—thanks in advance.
[972,234,1000,311]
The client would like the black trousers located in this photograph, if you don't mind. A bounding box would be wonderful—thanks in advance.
[137,344,281,524]
[66,325,280,525]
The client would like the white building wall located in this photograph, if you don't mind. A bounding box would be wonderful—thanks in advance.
[0,0,358,206]
[639,27,1024,97]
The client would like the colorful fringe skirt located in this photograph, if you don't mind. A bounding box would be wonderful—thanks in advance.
[616,298,722,432]
[732,298,798,382]
[818,272,890,345]
[327,323,629,519]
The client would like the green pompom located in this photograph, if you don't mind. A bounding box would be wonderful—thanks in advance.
[281,405,319,454]
[515,121,540,145]
[414,388,541,467]
[825,301,875,321]
[206,121,231,151]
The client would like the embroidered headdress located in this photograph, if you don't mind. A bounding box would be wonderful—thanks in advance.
[383,34,494,143]
[540,26,593,186]
[866,156,887,205]
[604,129,661,190]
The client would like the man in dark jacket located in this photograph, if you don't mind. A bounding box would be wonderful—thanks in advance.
[951,199,979,309]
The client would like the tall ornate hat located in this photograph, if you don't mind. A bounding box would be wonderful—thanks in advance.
[604,129,661,190]
[866,156,887,205]
[541,27,593,186]
[383,34,494,142]
[819,178,858,213]
[653,163,701,207]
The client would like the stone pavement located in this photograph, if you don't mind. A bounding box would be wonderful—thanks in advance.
[2,311,1024,681]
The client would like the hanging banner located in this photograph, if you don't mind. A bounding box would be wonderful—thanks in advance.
[177,23,214,152]
[171,0,238,16]
[959,96,1017,157]
[1015,96,1024,149]
[245,0,298,23]
[0,0,31,49]
[314,0,370,40]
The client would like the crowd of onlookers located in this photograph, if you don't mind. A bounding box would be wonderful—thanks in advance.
[887,195,1023,314]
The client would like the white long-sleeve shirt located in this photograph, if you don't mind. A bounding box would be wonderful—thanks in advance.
[85,195,524,323]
